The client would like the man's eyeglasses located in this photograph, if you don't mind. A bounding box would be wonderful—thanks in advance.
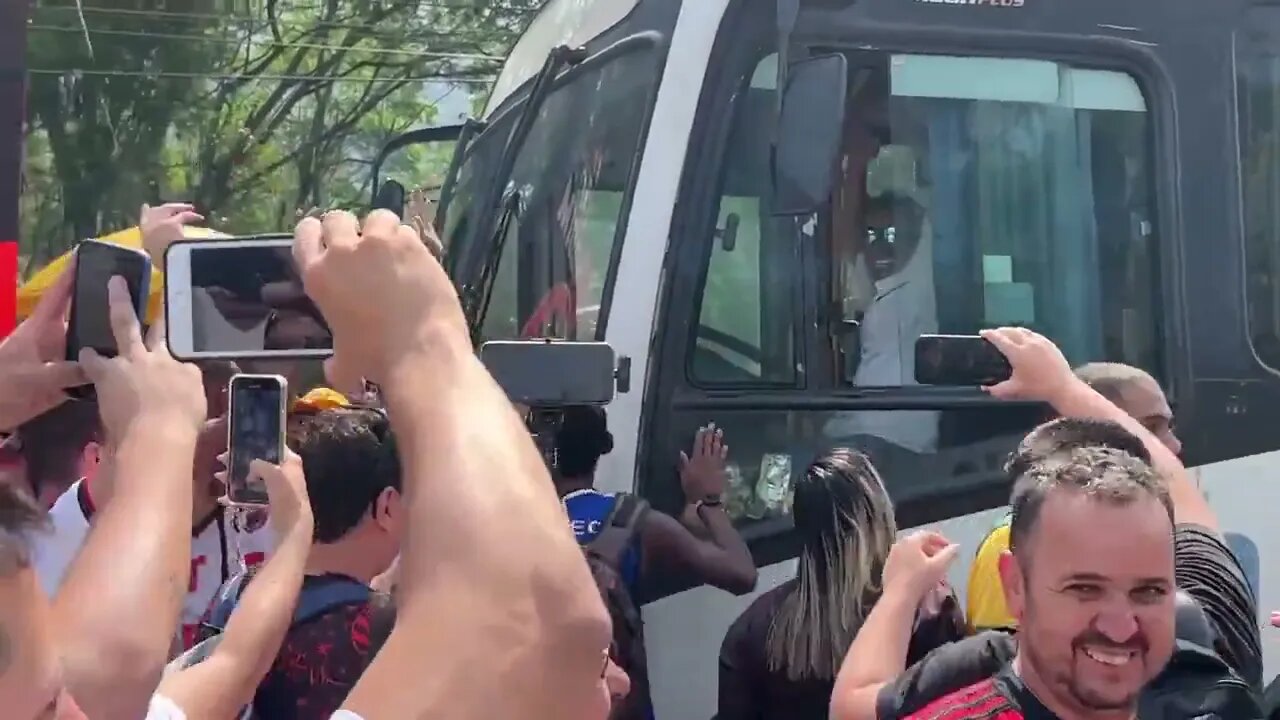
[865,225,898,247]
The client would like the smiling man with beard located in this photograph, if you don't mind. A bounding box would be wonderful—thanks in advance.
[831,329,1261,720]
[959,447,1176,719]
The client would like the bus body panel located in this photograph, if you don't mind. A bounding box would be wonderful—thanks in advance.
[463,0,1280,717]
[626,1,1280,717]
[596,0,735,496]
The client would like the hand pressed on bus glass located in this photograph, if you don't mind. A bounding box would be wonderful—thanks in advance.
[0,260,85,431]
[679,423,729,501]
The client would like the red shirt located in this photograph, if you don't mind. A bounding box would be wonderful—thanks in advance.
[901,670,1058,720]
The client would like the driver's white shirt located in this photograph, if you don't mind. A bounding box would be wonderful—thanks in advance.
[32,480,274,649]
[827,223,939,453]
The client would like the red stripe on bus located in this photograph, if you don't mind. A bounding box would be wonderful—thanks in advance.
[0,241,15,337]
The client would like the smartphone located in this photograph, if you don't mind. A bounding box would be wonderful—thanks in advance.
[914,334,1013,386]
[164,235,333,361]
[226,374,287,507]
[480,341,616,406]
[65,240,152,397]
[67,239,152,360]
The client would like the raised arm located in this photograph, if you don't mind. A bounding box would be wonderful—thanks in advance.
[155,451,313,719]
[980,327,1217,533]
[643,426,757,595]
[293,210,611,720]
[54,279,207,720]
[830,531,958,720]
[0,260,85,431]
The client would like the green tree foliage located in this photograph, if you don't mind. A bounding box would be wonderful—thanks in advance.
[22,0,539,271]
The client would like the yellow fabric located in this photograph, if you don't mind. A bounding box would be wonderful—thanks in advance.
[291,388,350,413]
[966,520,1018,632]
[18,226,227,324]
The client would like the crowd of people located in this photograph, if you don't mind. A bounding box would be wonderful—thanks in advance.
[0,202,1272,720]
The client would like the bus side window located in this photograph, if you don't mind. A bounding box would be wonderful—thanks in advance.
[1239,16,1280,370]
[690,54,800,387]
[668,53,1163,536]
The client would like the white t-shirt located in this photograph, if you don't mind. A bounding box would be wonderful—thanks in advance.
[146,697,364,720]
[32,480,275,648]
[145,695,187,720]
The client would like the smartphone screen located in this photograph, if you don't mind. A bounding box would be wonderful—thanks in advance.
[480,341,616,406]
[67,240,151,361]
[187,241,332,355]
[914,334,1013,386]
[227,375,286,506]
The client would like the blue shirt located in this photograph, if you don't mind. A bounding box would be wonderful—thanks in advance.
[562,489,643,593]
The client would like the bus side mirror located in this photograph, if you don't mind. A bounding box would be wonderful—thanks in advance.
[368,123,468,210]
[373,180,407,218]
[770,54,849,216]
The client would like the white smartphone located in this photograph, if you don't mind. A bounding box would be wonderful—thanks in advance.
[225,373,288,507]
[164,235,333,361]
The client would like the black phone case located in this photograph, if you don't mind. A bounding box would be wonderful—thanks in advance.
[65,241,153,398]
[914,335,1013,386]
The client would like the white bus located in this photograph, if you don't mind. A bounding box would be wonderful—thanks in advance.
[382,0,1280,716]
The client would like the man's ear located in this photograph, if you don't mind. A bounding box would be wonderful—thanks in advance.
[374,487,402,533]
[81,440,104,481]
[999,549,1027,622]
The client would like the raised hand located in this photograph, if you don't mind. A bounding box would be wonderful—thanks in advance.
[0,261,85,430]
[141,202,204,261]
[980,327,1076,404]
[252,449,312,538]
[292,209,466,392]
[80,277,206,442]
[406,189,444,259]
[679,424,729,501]
[880,530,960,602]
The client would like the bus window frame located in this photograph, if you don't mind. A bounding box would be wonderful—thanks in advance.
[682,50,810,391]
[637,10,1178,601]
[1235,9,1280,381]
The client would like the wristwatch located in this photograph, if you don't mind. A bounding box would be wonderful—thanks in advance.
[695,496,724,515]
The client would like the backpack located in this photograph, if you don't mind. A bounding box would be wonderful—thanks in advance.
[584,493,650,720]
[1262,671,1280,720]
[177,573,392,720]
[1136,589,1264,718]
[1140,639,1263,719]
[187,572,375,658]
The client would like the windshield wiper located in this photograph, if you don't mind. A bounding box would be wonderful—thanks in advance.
[464,189,522,345]
[461,44,587,342]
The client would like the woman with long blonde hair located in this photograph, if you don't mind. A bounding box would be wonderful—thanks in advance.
[717,449,963,718]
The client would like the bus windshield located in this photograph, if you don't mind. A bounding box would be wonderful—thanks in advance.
[447,37,662,342]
